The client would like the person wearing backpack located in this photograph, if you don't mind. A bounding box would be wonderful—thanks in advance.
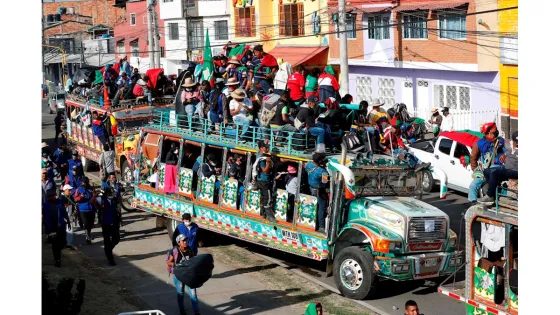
[167,234,200,315]
[207,81,225,124]
[306,153,330,233]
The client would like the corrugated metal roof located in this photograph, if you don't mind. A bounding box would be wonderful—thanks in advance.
[360,6,392,13]
[394,2,468,12]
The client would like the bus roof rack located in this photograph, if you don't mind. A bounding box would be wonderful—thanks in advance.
[66,94,175,111]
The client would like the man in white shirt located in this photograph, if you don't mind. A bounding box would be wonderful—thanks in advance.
[228,89,253,138]
[440,107,454,132]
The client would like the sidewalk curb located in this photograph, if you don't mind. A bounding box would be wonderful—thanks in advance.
[252,253,389,315]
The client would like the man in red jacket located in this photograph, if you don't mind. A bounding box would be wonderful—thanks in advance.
[287,65,306,105]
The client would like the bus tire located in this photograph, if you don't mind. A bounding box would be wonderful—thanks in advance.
[167,217,179,241]
[422,170,434,193]
[333,247,377,300]
[121,160,133,184]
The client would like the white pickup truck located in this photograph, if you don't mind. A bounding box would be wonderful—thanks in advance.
[409,136,474,194]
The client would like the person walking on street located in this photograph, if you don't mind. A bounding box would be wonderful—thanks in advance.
[42,168,56,204]
[55,111,64,145]
[254,140,276,222]
[440,107,454,132]
[53,144,69,181]
[99,144,116,180]
[95,185,121,266]
[172,213,200,256]
[60,184,77,250]
[404,300,420,315]
[167,234,200,315]
[74,177,97,244]
[43,187,71,267]
[68,150,84,182]
[306,153,329,233]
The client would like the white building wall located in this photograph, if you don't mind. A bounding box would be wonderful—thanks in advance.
[164,19,188,61]
[198,0,228,16]
[159,0,182,20]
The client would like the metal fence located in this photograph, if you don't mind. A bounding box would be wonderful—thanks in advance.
[405,108,499,132]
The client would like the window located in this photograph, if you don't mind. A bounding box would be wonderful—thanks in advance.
[214,20,228,40]
[336,13,357,39]
[169,23,179,40]
[438,138,453,156]
[130,40,139,57]
[235,6,255,37]
[130,13,136,26]
[367,15,390,40]
[160,46,165,58]
[188,20,204,49]
[454,143,470,159]
[439,13,466,39]
[279,3,304,36]
[117,41,125,55]
[403,12,427,39]
[434,84,471,111]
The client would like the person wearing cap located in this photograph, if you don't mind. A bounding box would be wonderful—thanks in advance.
[167,234,199,315]
[172,213,200,255]
[295,95,334,153]
[42,168,56,204]
[478,131,518,205]
[130,67,141,86]
[306,153,330,232]
[68,150,84,183]
[429,108,443,136]
[181,78,202,118]
[275,164,298,221]
[222,77,241,123]
[440,107,454,132]
[366,98,389,127]
[251,45,279,95]
[226,56,247,87]
[253,140,276,222]
[65,165,83,195]
[43,183,71,268]
[95,184,121,265]
[60,184,77,249]
[467,122,506,205]
[229,88,254,138]
[53,144,69,181]
[74,177,97,244]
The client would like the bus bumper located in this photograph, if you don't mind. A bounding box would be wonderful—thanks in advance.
[375,251,464,281]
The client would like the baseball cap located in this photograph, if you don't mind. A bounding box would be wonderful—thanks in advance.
[72,150,79,156]
[307,95,318,103]
[176,234,188,244]
[62,184,74,191]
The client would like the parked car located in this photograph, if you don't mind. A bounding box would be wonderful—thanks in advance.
[409,135,474,194]
[49,91,66,114]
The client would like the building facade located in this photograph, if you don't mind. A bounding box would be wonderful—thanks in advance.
[43,0,126,28]
[113,0,166,73]
[160,0,231,75]
[227,0,330,68]
[498,0,518,136]
[327,0,502,131]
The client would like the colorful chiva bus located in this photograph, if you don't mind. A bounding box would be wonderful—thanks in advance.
[64,93,174,183]
[439,191,518,315]
[131,111,463,300]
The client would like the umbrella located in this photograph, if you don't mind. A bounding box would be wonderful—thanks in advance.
[439,131,482,148]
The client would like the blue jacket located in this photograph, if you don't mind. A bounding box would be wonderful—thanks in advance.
[175,222,199,255]
[306,162,329,189]
[68,158,84,181]
[96,197,120,225]
[476,137,505,169]
[75,185,94,212]
[43,198,67,233]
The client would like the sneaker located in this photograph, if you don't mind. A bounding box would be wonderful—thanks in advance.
[477,195,495,206]
[109,259,117,266]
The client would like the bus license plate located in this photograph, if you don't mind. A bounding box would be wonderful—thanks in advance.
[423,257,438,267]
[282,230,299,242]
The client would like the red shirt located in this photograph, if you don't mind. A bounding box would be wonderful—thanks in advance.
[133,84,144,97]
[287,73,305,101]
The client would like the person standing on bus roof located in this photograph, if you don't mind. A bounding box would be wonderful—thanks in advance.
[306,153,329,233]
[172,213,200,256]
[68,150,84,182]
[254,140,276,223]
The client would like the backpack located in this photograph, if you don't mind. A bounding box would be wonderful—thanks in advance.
[209,89,223,115]
[166,246,179,274]
[294,104,309,130]
[173,253,215,289]
[258,94,282,127]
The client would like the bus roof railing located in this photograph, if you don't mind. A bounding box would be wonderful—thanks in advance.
[494,186,518,217]
[66,94,175,111]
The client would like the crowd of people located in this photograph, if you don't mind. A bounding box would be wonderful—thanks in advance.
[41,142,122,268]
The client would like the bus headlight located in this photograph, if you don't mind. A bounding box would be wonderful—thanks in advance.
[392,262,410,274]
[448,256,463,267]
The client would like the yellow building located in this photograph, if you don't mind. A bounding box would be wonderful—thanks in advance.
[227,0,330,67]
[498,0,518,135]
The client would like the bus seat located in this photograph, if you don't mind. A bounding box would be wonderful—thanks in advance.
[158,163,165,191]
[198,175,216,203]
[274,189,289,221]
[244,190,261,216]
[178,168,194,197]
[296,194,317,230]
[220,178,239,209]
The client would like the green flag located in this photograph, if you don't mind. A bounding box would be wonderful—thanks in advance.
[201,28,213,81]
[228,44,245,58]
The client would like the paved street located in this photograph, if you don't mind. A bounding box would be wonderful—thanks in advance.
[42,100,466,314]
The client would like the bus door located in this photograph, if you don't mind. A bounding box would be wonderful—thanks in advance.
[296,160,318,232]
[138,133,162,189]
[196,144,223,206]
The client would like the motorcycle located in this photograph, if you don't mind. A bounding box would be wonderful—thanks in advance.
[119,182,136,212]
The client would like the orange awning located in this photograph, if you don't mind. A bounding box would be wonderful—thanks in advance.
[268,46,329,67]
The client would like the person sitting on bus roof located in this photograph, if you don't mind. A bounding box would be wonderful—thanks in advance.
[305,68,321,100]
[181,78,203,119]
[287,65,306,105]
[294,95,334,154]
[133,79,153,106]
[251,45,279,95]
[229,89,254,140]
[318,65,340,103]
[130,68,141,87]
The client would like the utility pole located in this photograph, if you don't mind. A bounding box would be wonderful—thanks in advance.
[338,0,349,96]
[147,0,155,69]
[184,6,190,61]
[105,0,109,35]
[153,7,161,68]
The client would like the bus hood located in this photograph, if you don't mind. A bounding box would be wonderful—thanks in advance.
[362,196,447,218]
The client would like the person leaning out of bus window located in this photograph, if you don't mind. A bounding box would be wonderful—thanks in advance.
[306,153,329,233]
[92,111,109,147]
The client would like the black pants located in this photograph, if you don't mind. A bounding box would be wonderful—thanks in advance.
[311,187,328,230]
[257,180,274,219]
[102,224,120,262]
[486,168,518,198]
[55,125,62,143]
[51,229,67,262]
[79,211,95,240]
